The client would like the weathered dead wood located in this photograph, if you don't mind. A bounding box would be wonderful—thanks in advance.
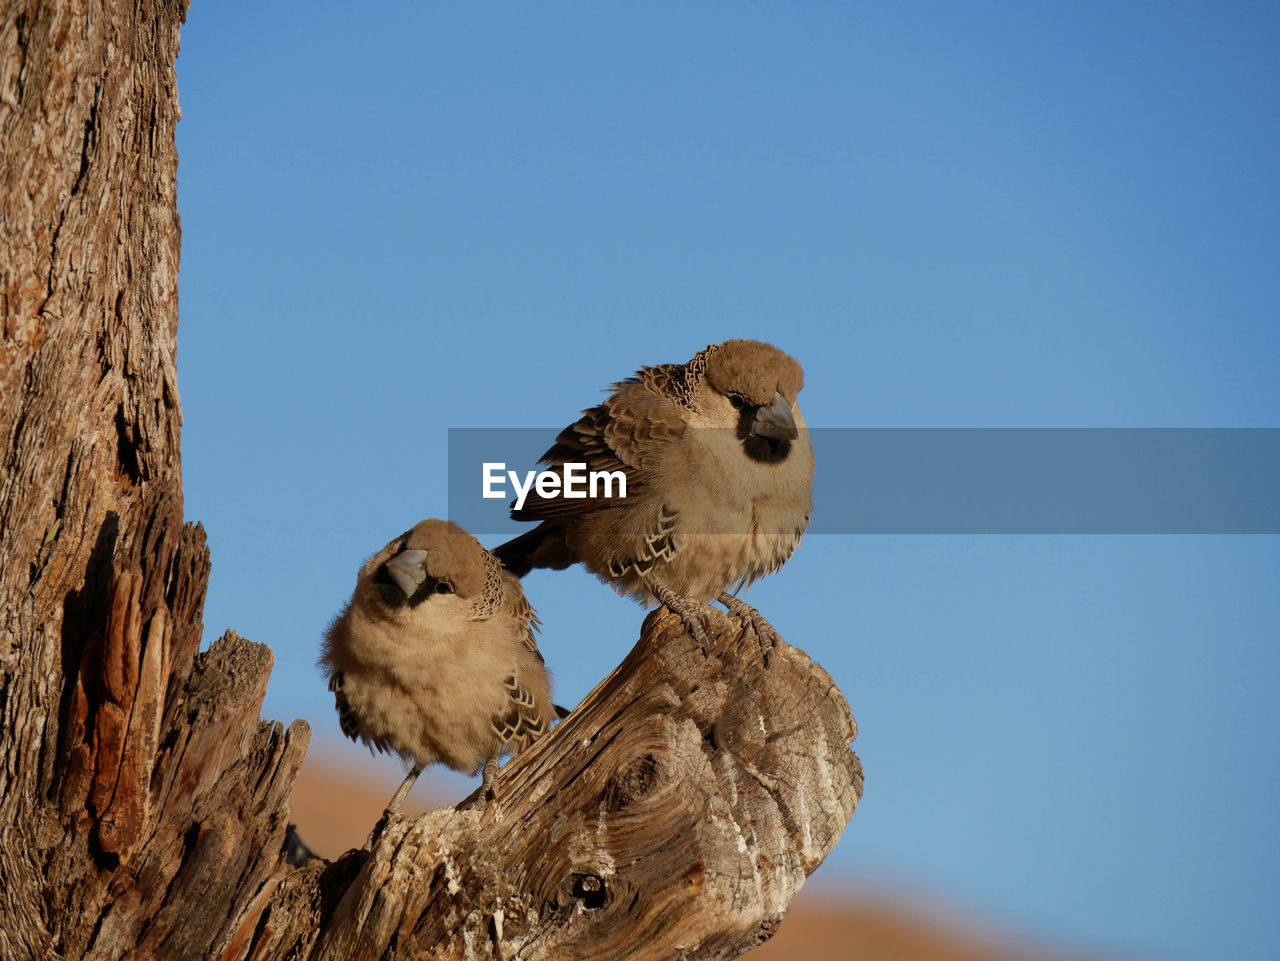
[0,1,861,958]
[1,1,312,957]
[251,610,862,961]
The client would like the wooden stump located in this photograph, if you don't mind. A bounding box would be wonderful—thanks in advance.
[269,609,862,961]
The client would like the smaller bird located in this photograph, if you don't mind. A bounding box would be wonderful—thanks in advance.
[321,519,556,813]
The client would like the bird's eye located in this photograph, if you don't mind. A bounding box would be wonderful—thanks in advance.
[728,394,746,411]
[435,581,453,595]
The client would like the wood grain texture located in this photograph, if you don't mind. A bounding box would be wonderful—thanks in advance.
[0,2,310,957]
[252,609,861,961]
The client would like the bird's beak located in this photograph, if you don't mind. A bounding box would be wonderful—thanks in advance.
[751,391,798,440]
[384,549,429,596]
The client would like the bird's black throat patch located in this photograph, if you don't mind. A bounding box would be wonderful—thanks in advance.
[743,434,792,463]
[371,564,404,605]
[735,407,792,463]
[373,563,442,608]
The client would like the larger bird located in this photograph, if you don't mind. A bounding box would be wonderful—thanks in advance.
[321,519,556,812]
[493,339,814,663]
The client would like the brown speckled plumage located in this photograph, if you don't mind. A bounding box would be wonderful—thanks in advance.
[493,339,813,661]
[322,519,556,809]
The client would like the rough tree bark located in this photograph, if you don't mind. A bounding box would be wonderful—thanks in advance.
[0,2,862,960]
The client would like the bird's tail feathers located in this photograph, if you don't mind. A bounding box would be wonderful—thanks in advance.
[491,523,575,578]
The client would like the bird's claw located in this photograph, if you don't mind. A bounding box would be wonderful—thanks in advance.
[650,583,716,656]
[717,593,779,667]
[680,610,713,655]
[365,807,401,851]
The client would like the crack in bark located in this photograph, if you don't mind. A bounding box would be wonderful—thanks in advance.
[41,209,67,313]
[71,87,101,198]
[13,12,29,106]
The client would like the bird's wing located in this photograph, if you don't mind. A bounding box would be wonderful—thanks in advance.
[503,578,545,663]
[605,502,679,579]
[511,374,686,522]
[490,672,551,755]
[328,671,361,742]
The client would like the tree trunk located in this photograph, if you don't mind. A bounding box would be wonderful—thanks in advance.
[0,2,862,959]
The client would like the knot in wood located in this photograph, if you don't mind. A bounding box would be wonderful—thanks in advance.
[603,752,661,810]
[570,872,607,910]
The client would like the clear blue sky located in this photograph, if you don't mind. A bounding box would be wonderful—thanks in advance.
[174,4,1279,960]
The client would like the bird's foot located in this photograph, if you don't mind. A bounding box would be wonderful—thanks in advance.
[455,759,501,813]
[480,755,499,803]
[649,582,714,654]
[383,763,423,817]
[716,593,779,667]
[366,764,421,848]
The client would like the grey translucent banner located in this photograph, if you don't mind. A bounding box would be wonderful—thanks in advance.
[447,428,1280,535]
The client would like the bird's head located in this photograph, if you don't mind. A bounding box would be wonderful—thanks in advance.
[365,519,489,613]
[692,339,806,464]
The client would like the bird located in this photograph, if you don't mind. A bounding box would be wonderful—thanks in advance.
[320,519,557,813]
[492,338,813,664]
